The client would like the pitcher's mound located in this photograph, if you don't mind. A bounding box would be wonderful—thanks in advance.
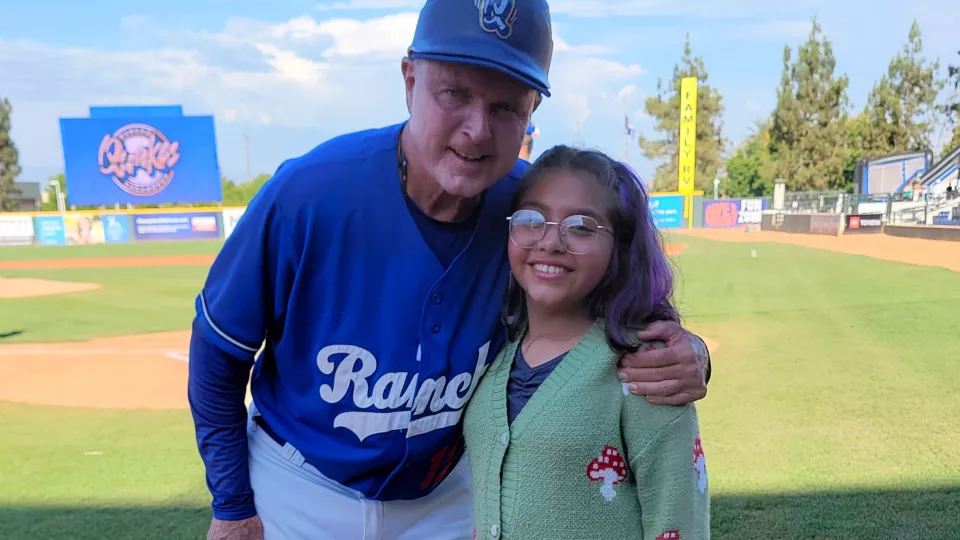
[0,277,101,298]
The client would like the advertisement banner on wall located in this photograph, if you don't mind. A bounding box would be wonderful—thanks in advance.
[221,208,245,238]
[34,216,67,245]
[649,195,685,229]
[761,213,841,235]
[809,214,841,235]
[101,214,132,243]
[133,212,221,241]
[0,216,36,246]
[703,198,768,228]
[844,213,883,234]
[62,213,108,245]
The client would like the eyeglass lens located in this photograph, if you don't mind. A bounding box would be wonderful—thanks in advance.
[509,210,601,254]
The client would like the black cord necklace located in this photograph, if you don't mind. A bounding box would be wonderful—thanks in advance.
[397,135,410,196]
[396,131,483,221]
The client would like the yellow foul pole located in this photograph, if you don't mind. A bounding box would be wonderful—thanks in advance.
[678,76,698,229]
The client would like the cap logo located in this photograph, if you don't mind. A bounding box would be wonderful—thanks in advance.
[475,0,517,40]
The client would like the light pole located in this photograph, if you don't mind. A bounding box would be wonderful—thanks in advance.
[49,179,65,212]
[713,168,724,200]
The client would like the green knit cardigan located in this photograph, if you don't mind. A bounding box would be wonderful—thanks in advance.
[462,323,710,540]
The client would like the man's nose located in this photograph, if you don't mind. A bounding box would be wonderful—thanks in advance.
[461,102,492,142]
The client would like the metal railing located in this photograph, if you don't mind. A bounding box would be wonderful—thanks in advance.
[779,189,960,225]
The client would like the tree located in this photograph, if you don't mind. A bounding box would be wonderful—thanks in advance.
[942,50,960,151]
[0,97,21,211]
[769,18,851,191]
[222,174,271,206]
[862,20,942,156]
[723,120,776,197]
[841,113,873,189]
[638,34,726,192]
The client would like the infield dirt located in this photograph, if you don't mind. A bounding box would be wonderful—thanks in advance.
[0,332,191,409]
[0,254,216,270]
[668,228,960,273]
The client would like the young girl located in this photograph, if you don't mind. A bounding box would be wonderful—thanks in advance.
[463,145,710,540]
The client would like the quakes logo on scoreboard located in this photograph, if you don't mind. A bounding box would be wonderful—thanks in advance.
[98,123,181,197]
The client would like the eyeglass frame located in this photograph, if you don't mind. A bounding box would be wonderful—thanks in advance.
[505,209,614,255]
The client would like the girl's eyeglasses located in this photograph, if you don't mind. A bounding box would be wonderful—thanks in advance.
[506,209,612,255]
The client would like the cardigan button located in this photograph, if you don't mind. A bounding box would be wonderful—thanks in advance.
[490,524,499,537]
[499,432,509,445]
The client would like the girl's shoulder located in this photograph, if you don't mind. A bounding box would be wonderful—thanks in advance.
[592,320,668,357]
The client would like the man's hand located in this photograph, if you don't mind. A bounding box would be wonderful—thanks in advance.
[617,320,709,406]
[207,516,264,540]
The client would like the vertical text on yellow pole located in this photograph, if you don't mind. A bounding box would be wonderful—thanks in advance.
[678,76,698,229]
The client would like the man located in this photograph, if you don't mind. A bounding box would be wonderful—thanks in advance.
[519,122,538,161]
[189,0,711,538]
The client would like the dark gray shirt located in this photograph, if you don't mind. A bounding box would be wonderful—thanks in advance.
[506,346,567,424]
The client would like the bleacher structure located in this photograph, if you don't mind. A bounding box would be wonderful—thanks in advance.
[852,145,960,225]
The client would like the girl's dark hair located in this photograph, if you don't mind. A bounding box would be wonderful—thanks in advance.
[502,145,680,354]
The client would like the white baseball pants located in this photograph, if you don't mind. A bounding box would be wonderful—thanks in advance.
[246,410,474,540]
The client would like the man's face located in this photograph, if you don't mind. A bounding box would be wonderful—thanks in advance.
[403,58,538,198]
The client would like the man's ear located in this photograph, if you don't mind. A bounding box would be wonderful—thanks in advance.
[401,56,417,113]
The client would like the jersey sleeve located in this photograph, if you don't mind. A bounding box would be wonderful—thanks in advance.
[193,172,301,358]
[188,168,302,520]
[622,401,710,540]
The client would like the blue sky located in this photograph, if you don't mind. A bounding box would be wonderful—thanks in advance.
[1,0,957,186]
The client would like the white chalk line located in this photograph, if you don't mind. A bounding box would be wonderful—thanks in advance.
[0,349,190,360]
[165,352,189,363]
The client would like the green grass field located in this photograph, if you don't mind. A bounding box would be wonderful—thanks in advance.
[1,237,958,539]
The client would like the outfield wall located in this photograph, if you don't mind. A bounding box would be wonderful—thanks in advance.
[3,191,955,247]
[0,192,708,246]
[0,207,245,246]
[760,212,844,236]
[883,224,960,242]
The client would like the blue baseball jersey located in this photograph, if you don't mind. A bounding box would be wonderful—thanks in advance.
[190,122,527,509]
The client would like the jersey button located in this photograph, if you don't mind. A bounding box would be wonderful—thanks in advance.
[431,322,441,333]
[430,292,443,304]
[490,524,499,537]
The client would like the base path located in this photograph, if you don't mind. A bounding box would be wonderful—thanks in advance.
[0,254,216,270]
[669,228,960,273]
[0,332,192,409]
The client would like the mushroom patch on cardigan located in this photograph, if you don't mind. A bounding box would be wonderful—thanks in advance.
[693,433,707,494]
[586,445,627,501]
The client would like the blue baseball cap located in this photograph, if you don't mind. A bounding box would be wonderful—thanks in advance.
[408,0,554,97]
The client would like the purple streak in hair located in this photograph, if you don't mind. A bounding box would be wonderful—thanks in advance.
[597,160,679,352]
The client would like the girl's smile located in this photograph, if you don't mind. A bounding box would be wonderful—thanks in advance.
[528,260,573,279]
